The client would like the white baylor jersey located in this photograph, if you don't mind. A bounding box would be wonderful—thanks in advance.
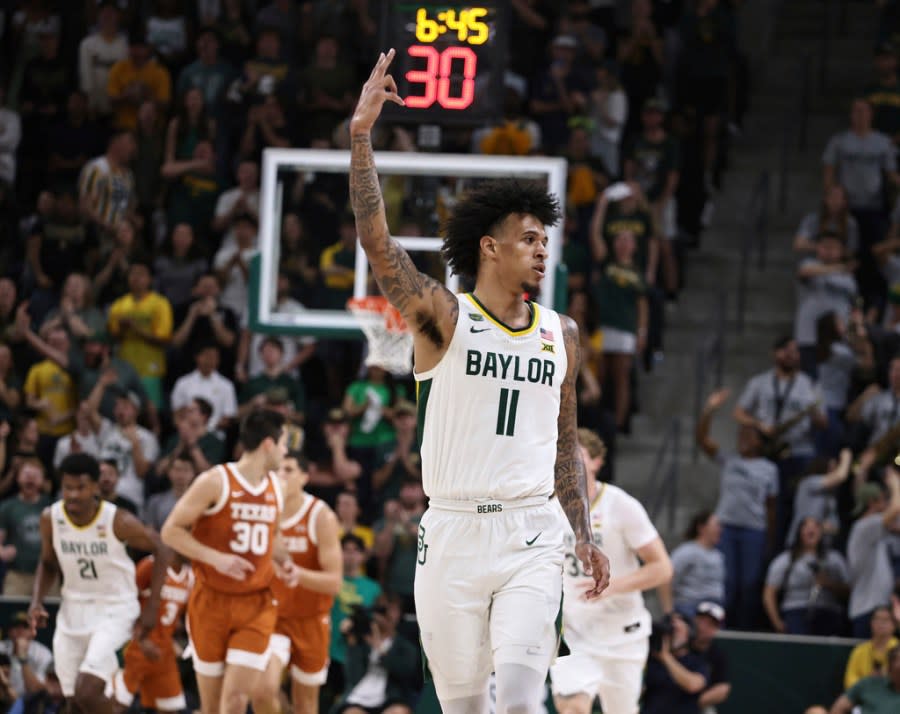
[561,483,659,650]
[415,293,567,502]
[51,500,137,604]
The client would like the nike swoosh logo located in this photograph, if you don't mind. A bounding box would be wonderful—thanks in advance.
[470,326,490,333]
[525,532,542,546]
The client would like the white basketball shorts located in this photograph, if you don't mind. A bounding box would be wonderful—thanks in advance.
[415,496,566,702]
[53,598,140,697]
[550,638,648,714]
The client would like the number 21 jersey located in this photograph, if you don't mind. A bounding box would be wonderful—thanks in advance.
[415,293,567,501]
[51,499,137,604]
[192,463,283,594]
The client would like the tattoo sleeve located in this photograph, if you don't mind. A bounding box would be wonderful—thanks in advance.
[349,133,458,345]
[555,316,592,543]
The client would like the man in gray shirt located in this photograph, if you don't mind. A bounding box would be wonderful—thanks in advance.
[663,511,726,619]
[734,336,826,547]
[142,449,196,532]
[794,235,858,374]
[698,389,779,630]
[823,96,900,306]
[823,98,898,213]
[847,478,897,638]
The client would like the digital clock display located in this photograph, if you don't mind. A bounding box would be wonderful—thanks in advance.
[379,3,507,124]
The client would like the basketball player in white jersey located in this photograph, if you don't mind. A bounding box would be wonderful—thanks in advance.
[349,50,610,714]
[28,453,171,714]
[551,430,672,714]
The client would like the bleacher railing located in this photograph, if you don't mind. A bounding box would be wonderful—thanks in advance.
[641,416,682,528]
[737,171,771,333]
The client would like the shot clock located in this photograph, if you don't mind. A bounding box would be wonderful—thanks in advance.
[379,2,507,125]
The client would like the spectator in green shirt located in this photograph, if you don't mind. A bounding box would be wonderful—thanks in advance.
[592,229,648,433]
[158,396,225,477]
[826,645,900,714]
[373,480,426,614]
[238,336,305,420]
[342,363,405,510]
[372,400,420,512]
[0,459,52,596]
[329,534,382,703]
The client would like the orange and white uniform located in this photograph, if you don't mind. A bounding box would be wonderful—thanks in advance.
[186,463,283,676]
[114,557,194,712]
[269,493,335,684]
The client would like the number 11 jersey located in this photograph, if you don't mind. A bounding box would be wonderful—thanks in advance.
[415,293,567,502]
[51,499,137,605]
[191,463,283,593]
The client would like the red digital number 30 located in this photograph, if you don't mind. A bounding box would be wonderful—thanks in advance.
[405,45,477,110]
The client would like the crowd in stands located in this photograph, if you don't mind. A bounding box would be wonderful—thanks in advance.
[8,0,881,712]
[654,2,900,711]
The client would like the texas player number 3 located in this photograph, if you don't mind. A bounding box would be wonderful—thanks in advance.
[229,521,269,555]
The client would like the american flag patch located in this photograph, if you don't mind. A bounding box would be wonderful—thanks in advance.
[540,328,554,342]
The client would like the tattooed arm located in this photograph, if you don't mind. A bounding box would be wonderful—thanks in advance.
[349,50,459,351]
[557,315,611,598]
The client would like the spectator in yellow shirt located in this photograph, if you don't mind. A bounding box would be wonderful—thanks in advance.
[108,259,173,409]
[106,31,171,131]
[319,213,357,309]
[335,491,375,550]
[20,322,77,469]
[845,605,899,690]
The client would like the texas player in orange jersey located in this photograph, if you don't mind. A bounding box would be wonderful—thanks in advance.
[113,552,194,713]
[252,451,343,714]
[161,410,301,714]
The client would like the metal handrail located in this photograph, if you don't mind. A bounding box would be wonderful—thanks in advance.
[642,416,682,528]
[737,171,771,333]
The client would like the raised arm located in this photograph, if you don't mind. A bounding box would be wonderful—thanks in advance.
[348,50,458,357]
[557,315,610,597]
[697,389,729,458]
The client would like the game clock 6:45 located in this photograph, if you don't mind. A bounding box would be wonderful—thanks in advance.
[379,2,507,125]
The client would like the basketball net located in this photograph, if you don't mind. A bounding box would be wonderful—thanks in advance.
[347,296,414,376]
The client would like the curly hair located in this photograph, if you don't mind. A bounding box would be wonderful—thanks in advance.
[440,179,561,280]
